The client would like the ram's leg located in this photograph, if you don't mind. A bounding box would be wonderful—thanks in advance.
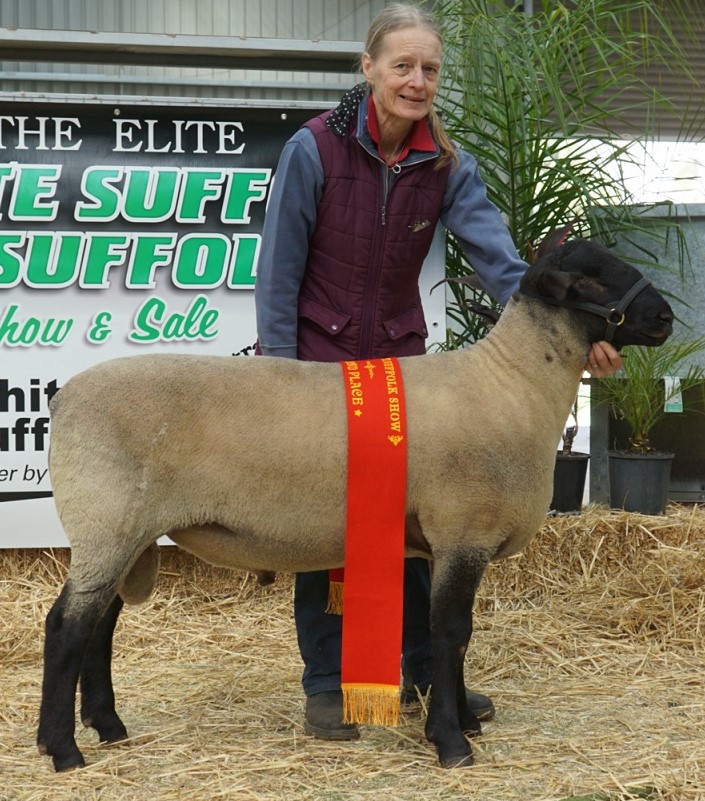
[457,668,482,737]
[425,548,489,768]
[37,581,118,771]
[79,595,128,744]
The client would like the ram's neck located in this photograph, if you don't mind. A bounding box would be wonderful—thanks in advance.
[494,295,589,369]
[470,296,590,435]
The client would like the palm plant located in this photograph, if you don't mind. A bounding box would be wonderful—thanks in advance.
[434,0,702,346]
[594,337,705,454]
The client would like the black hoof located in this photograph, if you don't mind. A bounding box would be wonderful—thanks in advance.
[51,748,86,772]
[83,714,128,744]
[439,749,475,768]
[98,724,127,744]
[461,717,482,738]
[100,727,128,745]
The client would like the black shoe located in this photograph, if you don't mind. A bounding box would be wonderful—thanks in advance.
[304,690,360,741]
[401,684,496,722]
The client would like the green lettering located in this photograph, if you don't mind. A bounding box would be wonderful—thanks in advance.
[0,164,15,211]
[75,166,122,221]
[10,165,61,220]
[174,234,229,287]
[228,234,259,287]
[177,169,225,222]
[0,305,73,346]
[81,234,130,287]
[25,234,83,287]
[0,233,23,285]
[127,234,176,287]
[124,167,179,221]
[221,170,270,223]
[130,296,164,342]
[87,310,113,343]
[129,295,219,343]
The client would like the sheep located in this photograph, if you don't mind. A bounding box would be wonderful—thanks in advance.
[36,239,674,772]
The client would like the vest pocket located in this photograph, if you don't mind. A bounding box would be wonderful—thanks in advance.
[298,295,351,336]
[382,305,428,341]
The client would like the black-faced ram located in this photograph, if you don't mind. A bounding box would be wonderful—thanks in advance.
[37,239,673,771]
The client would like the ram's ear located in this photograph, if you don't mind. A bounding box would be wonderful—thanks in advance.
[530,225,574,264]
[532,268,578,302]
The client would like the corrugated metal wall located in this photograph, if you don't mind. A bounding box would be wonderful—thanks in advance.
[0,0,388,102]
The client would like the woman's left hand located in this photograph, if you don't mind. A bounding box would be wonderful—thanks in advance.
[585,341,623,377]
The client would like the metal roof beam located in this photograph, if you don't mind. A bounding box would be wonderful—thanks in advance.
[0,28,362,72]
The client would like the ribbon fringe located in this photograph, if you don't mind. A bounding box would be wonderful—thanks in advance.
[325,580,345,615]
[342,683,400,727]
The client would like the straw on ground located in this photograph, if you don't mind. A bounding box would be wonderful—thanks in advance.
[1,504,703,801]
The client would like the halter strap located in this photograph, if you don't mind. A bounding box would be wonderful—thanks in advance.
[522,276,652,343]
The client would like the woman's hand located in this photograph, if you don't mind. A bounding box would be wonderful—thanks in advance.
[585,340,622,377]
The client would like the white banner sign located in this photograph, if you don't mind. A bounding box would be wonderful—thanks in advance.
[0,102,446,547]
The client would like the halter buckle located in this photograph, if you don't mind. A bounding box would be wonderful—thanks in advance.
[606,309,626,328]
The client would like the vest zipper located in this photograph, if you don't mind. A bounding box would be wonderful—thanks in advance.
[356,140,436,357]
[360,163,397,355]
[380,164,402,226]
[381,167,389,226]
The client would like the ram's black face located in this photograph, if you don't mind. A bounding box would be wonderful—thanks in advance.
[520,239,674,348]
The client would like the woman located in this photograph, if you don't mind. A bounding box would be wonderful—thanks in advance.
[255,2,620,740]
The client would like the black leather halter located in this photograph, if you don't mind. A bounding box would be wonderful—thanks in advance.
[523,276,652,344]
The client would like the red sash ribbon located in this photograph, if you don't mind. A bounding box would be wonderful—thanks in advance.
[338,357,407,726]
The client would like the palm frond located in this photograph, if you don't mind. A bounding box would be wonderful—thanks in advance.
[594,337,705,451]
[436,0,700,265]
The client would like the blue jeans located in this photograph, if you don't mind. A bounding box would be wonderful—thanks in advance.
[294,557,434,696]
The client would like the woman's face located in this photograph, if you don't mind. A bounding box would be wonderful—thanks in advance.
[362,25,442,133]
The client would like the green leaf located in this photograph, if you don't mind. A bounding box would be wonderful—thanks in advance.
[594,336,705,451]
[435,0,705,347]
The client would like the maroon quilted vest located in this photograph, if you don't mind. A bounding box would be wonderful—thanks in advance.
[297,112,450,362]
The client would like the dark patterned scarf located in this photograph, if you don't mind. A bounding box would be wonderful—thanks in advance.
[325,82,369,137]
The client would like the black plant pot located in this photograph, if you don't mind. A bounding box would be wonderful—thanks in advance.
[551,451,590,513]
[608,450,674,515]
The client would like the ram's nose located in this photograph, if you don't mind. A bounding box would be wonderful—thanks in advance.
[653,308,674,342]
[662,308,674,324]
[661,307,674,330]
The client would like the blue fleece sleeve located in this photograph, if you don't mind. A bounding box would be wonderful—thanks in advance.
[254,127,323,358]
[441,149,528,307]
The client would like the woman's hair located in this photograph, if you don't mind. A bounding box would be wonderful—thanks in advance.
[363,3,457,169]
